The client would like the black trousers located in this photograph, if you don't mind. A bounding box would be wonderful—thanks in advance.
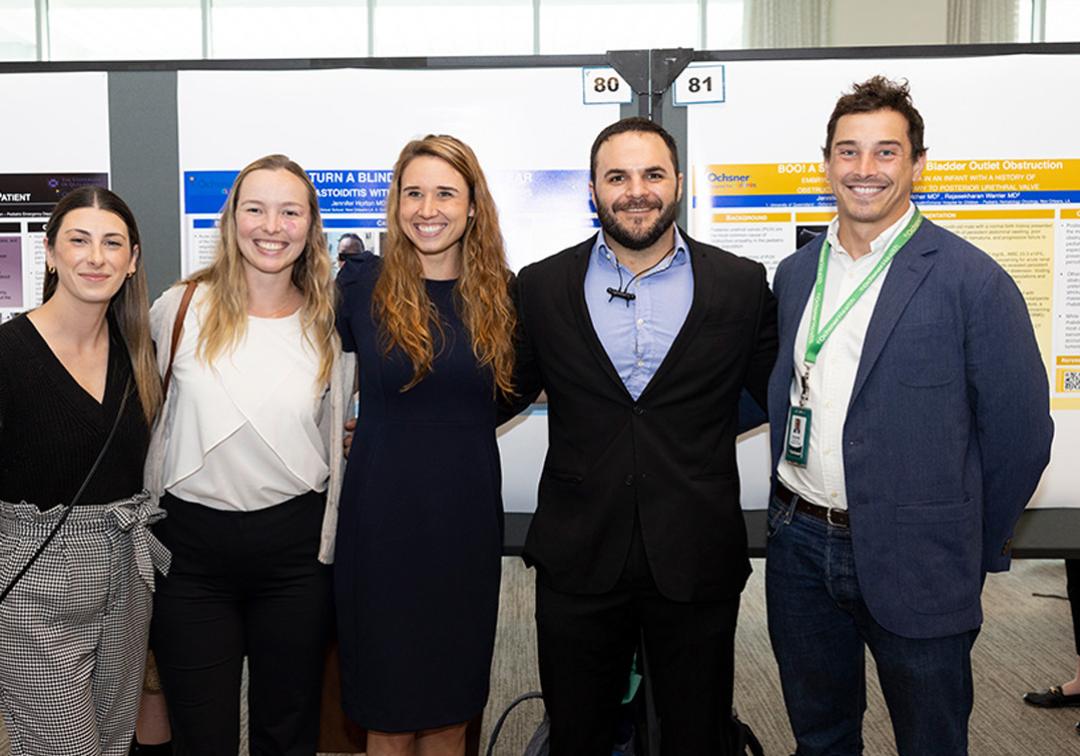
[1067,559,1080,656]
[149,491,332,756]
[535,515,741,756]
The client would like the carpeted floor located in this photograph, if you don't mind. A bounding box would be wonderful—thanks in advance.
[481,557,1080,756]
[2,558,1079,755]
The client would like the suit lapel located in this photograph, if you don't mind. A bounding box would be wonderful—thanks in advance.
[567,235,632,398]
[848,225,938,407]
[767,240,821,469]
[779,242,820,378]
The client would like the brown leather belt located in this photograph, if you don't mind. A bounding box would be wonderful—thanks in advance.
[775,482,849,528]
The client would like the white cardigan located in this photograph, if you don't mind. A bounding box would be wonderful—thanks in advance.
[144,283,356,564]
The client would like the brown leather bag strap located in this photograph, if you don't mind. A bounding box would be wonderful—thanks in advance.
[163,281,198,395]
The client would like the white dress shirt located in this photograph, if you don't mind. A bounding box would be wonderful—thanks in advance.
[777,202,917,510]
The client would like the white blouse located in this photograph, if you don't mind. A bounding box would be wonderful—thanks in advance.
[163,295,330,512]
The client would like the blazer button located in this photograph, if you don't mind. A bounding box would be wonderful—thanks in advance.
[624,474,635,486]
[633,405,644,416]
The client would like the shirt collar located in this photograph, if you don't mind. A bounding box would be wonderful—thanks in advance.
[592,226,690,272]
[826,201,916,262]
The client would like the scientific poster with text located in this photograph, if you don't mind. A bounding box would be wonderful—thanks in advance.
[0,73,110,322]
[687,54,1080,508]
[177,67,618,276]
[177,66,620,513]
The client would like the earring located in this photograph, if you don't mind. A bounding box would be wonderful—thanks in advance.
[126,271,135,279]
[46,265,55,274]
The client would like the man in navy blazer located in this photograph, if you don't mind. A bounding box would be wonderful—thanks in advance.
[765,76,1053,755]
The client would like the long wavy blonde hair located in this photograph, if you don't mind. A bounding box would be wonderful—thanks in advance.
[188,154,337,386]
[43,186,162,424]
[373,135,516,395]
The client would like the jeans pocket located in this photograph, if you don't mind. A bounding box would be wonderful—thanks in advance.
[766,496,789,538]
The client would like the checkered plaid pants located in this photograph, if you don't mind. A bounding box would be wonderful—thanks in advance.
[0,492,170,756]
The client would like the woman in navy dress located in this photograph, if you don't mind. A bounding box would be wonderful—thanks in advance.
[335,134,517,756]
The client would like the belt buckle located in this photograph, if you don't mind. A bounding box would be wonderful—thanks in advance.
[826,507,845,527]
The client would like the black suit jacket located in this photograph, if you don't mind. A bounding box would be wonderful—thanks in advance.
[513,231,778,602]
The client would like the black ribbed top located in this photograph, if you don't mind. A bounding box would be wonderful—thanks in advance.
[0,314,149,510]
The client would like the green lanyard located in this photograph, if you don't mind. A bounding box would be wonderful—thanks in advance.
[804,209,923,366]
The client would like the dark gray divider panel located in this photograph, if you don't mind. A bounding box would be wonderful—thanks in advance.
[108,71,182,300]
[610,49,690,229]
[649,50,690,229]
[656,97,688,230]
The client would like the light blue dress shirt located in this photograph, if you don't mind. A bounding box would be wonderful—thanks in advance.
[583,228,694,400]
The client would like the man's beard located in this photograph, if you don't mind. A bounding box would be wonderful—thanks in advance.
[596,196,679,251]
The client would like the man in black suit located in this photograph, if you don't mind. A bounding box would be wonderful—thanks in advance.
[513,117,778,755]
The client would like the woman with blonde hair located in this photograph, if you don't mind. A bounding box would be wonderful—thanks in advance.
[335,134,516,756]
[0,185,166,755]
[146,154,354,755]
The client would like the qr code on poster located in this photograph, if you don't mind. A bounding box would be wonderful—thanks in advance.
[1064,371,1080,392]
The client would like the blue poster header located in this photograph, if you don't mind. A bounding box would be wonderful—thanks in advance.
[185,168,596,219]
[184,169,393,215]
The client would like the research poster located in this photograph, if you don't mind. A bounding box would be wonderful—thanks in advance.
[177,67,617,276]
[686,53,1080,508]
[0,73,110,322]
[177,66,620,512]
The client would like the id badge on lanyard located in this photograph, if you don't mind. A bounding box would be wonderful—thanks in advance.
[784,368,812,466]
[784,210,923,467]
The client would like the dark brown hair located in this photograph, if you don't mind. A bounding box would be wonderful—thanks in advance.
[824,76,927,162]
[590,117,680,184]
[43,186,162,423]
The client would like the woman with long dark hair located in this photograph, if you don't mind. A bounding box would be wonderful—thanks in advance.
[145,154,353,755]
[0,186,165,755]
[335,134,517,756]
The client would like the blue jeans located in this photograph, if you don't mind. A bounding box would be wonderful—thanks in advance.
[765,493,978,756]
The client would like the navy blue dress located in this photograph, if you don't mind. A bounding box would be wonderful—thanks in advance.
[334,257,503,732]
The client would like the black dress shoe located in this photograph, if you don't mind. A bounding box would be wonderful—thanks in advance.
[1023,685,1080,708]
